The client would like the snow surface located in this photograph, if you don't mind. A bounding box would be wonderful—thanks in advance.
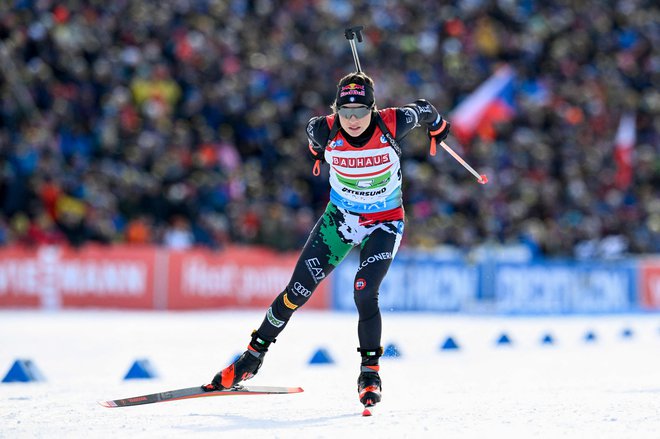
[2,310,660,439]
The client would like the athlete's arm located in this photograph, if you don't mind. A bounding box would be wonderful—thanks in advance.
[306,116,331,160]
[395,99,447,140]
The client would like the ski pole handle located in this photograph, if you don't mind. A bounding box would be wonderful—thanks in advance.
[344,26,364,42]
[440,141,489,185]
[344,26,364,73]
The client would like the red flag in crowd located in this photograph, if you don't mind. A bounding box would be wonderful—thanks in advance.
[449,65,516,144]
[613,112,636,189]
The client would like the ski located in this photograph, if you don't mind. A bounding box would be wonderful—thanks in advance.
[99,384,303,408]
[362,399,376,416]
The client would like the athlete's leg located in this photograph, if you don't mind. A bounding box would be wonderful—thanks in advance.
[353,221,403,406]
[256,203,354,341]
[353,222,403,350]
[208,204,355,390]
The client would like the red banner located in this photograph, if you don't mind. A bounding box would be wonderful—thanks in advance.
[0,245,156,309]
[641,259,660,309]
[166,247,329,310]
[0,245,329,310]
[0,246,42,307]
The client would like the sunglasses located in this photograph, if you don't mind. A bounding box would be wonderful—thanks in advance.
[337,105,372,119]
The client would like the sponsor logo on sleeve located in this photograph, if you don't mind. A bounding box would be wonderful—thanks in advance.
[283,293,298,310]
[305,258,326,284]
[419,104,432,113]
[403,108,416,124]
[357,252,393,271]
[292,281,312,298]
[266,307,285,327]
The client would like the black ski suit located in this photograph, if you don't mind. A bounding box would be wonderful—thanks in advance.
[255,100,444,351]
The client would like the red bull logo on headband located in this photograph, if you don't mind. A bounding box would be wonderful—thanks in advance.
[340,83,366,97]
[336,77,374,107]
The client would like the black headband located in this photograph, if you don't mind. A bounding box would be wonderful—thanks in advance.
[335,81,375,108]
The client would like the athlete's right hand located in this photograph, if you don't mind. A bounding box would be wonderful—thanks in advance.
[308,141,324,160]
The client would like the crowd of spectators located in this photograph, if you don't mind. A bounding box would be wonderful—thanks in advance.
[0,0,657,258]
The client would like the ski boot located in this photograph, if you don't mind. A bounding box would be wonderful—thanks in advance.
[357,347,383,413]
[203,330,274,391]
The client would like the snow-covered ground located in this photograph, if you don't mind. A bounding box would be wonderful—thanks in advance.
[2,309,660,438]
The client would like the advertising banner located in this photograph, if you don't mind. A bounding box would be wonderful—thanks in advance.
[493,262,637,313]
[166,247,329,310]
[0,244,648,314]
[332,253,479,312]
[0,246,42,308]
[640,259,660,309]
[0,246,156,309]
[0,245,329,310]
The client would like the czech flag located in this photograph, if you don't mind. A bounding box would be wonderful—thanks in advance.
[613,112,636,189]
[450,65,516,144]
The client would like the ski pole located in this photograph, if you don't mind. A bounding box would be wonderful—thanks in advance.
[343,26,487,186]
[344,26,364,73]
[439,141,489,185]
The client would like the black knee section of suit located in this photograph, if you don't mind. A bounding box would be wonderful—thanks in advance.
[354,287,379,319]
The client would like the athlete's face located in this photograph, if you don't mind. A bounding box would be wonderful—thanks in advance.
[337,104,372,137]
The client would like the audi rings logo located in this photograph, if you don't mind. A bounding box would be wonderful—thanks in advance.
[292,282,312,297]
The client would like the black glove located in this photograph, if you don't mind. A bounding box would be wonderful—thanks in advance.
[427,118,450,156]
[307,141,324,161]
[427,117,450,143]
[307,141,324,176]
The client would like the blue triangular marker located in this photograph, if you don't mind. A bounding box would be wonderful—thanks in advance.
[496,333,512,346]
[2,359,45,383]
[584,331,597,342]
[123,359,157,380]
[441,337,459,350]
[382,343,401,358]
[541,334,554,345]
[308,348,334,365]
[621,328,633,338]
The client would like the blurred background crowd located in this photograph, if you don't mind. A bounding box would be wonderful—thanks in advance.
[0,0,657,258]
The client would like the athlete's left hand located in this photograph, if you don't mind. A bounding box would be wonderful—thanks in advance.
[427,117,450,143]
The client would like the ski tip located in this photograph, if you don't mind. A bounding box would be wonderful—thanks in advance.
[98,400,116,408]
[362,399,375,416]
[289,387,304,393]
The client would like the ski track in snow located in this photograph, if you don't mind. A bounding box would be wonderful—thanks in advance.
[2,310,660,438]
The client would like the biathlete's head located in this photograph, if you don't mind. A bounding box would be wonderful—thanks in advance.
[332,72,376,137]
